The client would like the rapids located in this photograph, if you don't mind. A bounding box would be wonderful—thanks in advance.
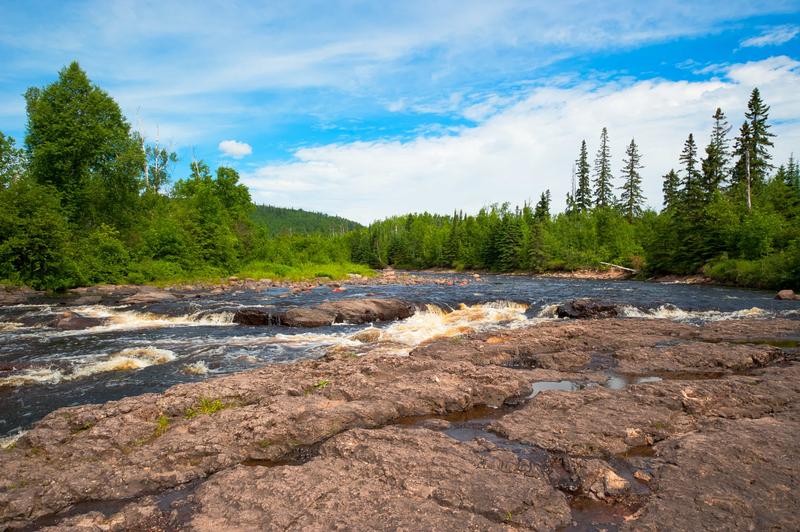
[0,272,796,438]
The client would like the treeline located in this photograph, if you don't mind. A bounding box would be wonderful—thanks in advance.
[251,205,361,236]
[350,89,800,289]
[0,63,361,290]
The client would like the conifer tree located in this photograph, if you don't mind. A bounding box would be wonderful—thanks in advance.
[593,127,613,208]
[662,169,680,210]
[744,88,774,185]
[619,139,645,221]
[534,190,551,222]
[574,140,592,212]
[701,107,730,196]
[679,133,701,193]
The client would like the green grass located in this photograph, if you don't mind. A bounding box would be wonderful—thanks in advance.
[185,398,229,419]
[154,415,170,436]
[126,260,375,288]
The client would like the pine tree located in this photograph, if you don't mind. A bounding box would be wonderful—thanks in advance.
[574,140,592,212]
[744,88,774,186]
[701,107,730,196]
[619,139,645,221]
[662,169,680,210]
[534,190,551,222]
[497,215,522,271]
[593,127,614,208]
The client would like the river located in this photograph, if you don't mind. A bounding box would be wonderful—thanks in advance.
[1,272,796,438]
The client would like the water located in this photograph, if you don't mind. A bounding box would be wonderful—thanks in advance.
[0,272,796,438]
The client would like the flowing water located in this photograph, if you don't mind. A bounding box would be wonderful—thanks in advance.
[1,272,797,439]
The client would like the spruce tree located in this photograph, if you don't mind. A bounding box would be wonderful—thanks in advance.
[701,107,730,196]
[593,127,613,208]
[619,139,645,221]
[662,169,680,210]
[574,140,592,212]
[534,190,551,222]
[679,133,701,193]
[745,87,774,185]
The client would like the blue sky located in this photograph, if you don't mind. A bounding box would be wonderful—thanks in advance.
[1,1,800,222]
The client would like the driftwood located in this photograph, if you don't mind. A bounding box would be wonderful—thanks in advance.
[599,261,638,273]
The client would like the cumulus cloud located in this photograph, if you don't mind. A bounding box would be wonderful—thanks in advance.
[218,139,253,159]
[244,56,800,224]
[740,25,799,47]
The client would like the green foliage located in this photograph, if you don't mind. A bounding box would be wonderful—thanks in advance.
[154,415,170,437]
[185,398,228,419]
[24,62,144,228]
[0,133,26,188]
[251,205,360,235]
[0,178,77,290]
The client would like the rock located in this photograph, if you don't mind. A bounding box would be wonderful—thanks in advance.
[316,298,415,324]
[349,327,382,343]
[234,299,415,328]
[556,298,620,319]
[776,289,799,300]
[188,427,572,531]
[627,417,800,530]
[282,307,337,327]
[71,295,102,305]
[232,307,284,326]
[120,289,177,305]
[47,311,106,330]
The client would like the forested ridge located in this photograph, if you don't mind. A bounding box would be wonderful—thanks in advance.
[1,63,798,291]
[251,205,361,236]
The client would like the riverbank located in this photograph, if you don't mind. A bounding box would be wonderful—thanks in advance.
[1,313,798,530]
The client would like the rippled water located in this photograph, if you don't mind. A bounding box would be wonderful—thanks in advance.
[0,272,797,438]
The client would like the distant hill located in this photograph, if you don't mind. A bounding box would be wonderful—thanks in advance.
[251,204,362,235]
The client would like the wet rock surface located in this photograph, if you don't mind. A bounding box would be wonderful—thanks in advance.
[1,316,799,530]
[233,297,415,327]
[556,299,621,319]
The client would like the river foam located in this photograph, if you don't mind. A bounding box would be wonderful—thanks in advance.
[0,347,176,387]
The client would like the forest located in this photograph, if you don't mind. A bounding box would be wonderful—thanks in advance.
[350,92,800,290]
[1,62,798,291]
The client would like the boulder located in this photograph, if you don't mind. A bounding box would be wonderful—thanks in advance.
[48,311,106,330]
[232,308,284,326]
[234,299,416,328]
[317,298,415,324]
[556,299,620,319]
[282,307,337,327]
[776,289,799,300]
[120,289,177,305]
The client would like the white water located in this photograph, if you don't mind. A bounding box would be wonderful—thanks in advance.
[0,347,176,387]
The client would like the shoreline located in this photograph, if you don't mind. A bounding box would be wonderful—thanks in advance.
[1,315,798,529]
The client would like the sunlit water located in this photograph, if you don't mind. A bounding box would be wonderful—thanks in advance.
[1,272,797,438]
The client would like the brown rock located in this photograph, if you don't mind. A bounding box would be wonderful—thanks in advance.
[120,289,177,305]
[776,289,799,300]
[188,427,572,531]
[556,299,620,319]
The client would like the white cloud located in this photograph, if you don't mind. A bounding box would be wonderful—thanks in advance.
[741,25,799,47]
[245,56,800,224]
[218,139,253,159]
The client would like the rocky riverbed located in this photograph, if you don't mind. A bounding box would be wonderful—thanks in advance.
[1,312,798,530]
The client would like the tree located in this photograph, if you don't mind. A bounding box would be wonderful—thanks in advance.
[534,190,551,222]
[575,140,592,212]
[24,62,144,227]
[0,132,26,188]
[593,127,614,208]
[619,139,645,221]
[732,121,754,209]
[145,144,177,193]
[662,169,680,210]
[745,88,774,186]
[679,134,701,193]
[701,107,731,196]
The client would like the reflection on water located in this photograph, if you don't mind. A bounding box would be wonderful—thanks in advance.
[0,272,796,437]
